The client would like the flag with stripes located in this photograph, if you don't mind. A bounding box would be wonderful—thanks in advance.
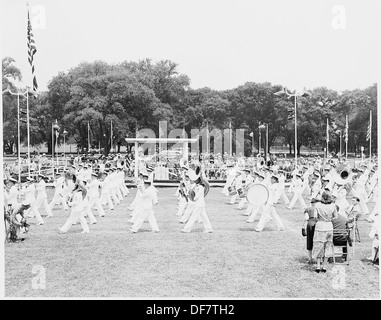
[27,9,38,91]
[366,120,371,141]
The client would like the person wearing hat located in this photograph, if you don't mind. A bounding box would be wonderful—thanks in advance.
[58,177,90,234]
[237,169,254,210]
[128,173,147,220]
[312,191,338,273]
[34,174,53,218]
[176,174,191,217]
[222,163,236,197]
[286,172,307,210]
[310,170,322,199]
[129,174,160,233]
[181,165,213,233]
[48,171,69,212]
[6,177,20,208]
[229,170,243,205]
[99,171,115,211]
[19,177,43,225]
[245,172,267,222]
[109,168,122,206]
[7,200,32,241]
[255,175,285,232]
[352,168,370,215]
[117,167,129,197]
[274,170,290,206]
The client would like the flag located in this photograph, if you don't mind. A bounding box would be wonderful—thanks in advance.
[366,119,371,141]
[27,9,38,91]
[344,115,348,143]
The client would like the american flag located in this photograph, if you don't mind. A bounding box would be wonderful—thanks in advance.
[366,120,371,141]
[27,9,38,91]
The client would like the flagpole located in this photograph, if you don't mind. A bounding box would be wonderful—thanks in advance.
[88,122,90,153]
[51,122,54,179]
[110,120,113,154]
[369,110,372,162]
[229,122,232,157]
[17,94,21,183]
[326,118,329,159]
[294,94,297,165]
[26,87,31,176]
[345,115,348,162]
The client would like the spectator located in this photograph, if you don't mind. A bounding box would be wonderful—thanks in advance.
[312,191,338,273]
[367,214,379,263]
[332,213,352,261]
[304,198,318,263]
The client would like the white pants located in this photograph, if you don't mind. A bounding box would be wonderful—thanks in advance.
[354,190,369,214]
[60,209,89,233]
[237,198,247,209]
[131,209,159,232]
[179,203,196,223]
[177,197,188,216]
[27,199,44,224]
[275,189,290,205]
[100,190,114,210]
[182,206,213,232]
[247,204,262,222]
[88,196,105,217]
[256,205,284,231]
[288,192,307,209]
[34,194,53,217]
[49,191,69,211]
[230,193,238,204]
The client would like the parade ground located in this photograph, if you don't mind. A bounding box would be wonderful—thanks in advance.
[4,187,379,299]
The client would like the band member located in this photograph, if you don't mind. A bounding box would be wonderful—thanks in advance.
[352,168,370,215]
[255,175,285,232]
[222,164,236,196]
[58,176,90,234]
[246,172,268,223]
[229,170,243,205]
[332,183,350,218]
[181,167,213,233]
[117,167,129,197]
[129,175,160,233]
[177,174,190,217]
[5,200,31,242]
[7,178,20,208]
[179,178,198,224]
[274,169,290,205]
[20,177,44,225]
[310,170,322,199]
[237,169,254,210]
[87,173,105,217]
[286,172,307,210]
[49,171,69,211]
[34,174,53,218]
[99,171,115,210]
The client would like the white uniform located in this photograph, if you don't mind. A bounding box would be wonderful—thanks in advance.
[20,183,43,224]
[7,185,20,208]
[87,179,105,217]
[130,185,159,232]
[274,174,290,205]
[229,174,243,204]
[34,179,53,217]
[59,190,90,233]
[256,182,285,231]
[353,173,370,214]
[182,184,213,233]
[222,167,236,196]
[237,173,254,209]
[100,175,115,210]
[49,176,69,211]
[287,177,307,209]
[246,179,268,223]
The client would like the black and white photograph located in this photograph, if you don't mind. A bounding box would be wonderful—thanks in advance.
[1,0,380,302]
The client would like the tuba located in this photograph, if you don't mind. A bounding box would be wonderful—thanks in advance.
[333,163,352,186]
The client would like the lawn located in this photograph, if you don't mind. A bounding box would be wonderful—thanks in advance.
[4,186,380,299]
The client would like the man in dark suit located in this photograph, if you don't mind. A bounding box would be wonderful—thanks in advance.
[332,214,352,260]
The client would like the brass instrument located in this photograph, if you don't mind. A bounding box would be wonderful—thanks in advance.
[333,164,353,185]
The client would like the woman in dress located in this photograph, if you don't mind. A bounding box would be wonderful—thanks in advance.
[303,198,318,263]
[312,191,338,273]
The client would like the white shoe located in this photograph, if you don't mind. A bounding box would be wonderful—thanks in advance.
[180,229,190,233]
[129,228,137,233]
[81,230,90,234]
[58,228,66,234]
[36,221,44,226]
[254,228,262,232]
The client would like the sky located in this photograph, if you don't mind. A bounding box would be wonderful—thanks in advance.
[0,0,379,93]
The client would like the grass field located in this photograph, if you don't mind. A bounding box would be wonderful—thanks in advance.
[4,187,380,299]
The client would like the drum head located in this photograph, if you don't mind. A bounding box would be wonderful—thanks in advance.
[246,183,269,206]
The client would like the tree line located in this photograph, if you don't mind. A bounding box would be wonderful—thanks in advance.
[2,57,377,157]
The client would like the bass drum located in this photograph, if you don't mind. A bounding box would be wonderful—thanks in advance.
[246,183,269,206]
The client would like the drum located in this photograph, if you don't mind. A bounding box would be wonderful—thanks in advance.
[246,183,269,206]
[237,187,246,198]
[228,186,237,195]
